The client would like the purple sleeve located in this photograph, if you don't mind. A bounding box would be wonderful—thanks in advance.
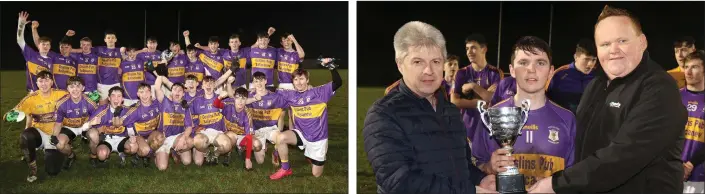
[22,44,37,60]
[490,81,505,105]
[316,82,335,102]
[89,106,103,120]
[184,107,194,128]
[91,46,101,55]
[490,70,502,86]
[565,116,577,167]
[547,72,559,93]
[471,126,494,166]
[189,101,200,126]
[121,107,138,128]
[453,70,466,95]
[55,103,65,123]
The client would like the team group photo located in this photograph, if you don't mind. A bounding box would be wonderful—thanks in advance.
[0,1,348,193]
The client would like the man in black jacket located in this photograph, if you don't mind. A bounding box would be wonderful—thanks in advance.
[363,21,493,194]
[528,5,688,193]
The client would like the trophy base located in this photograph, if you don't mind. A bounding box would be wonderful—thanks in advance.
[496,174,527,194]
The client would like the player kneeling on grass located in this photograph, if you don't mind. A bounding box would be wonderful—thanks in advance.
[120,83,161,168]
[8,70,68,182]
[214,79,257,170]
[150,76,195,170]
[268,58,342,180]
[53,76,98,170]
[85,86,140,167]
[190,76,233,166]
[246,72,288,167]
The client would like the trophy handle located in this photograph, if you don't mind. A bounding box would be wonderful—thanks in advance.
[518,99,531,135]
[477,100,493,136]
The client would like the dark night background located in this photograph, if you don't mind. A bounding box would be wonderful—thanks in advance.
[358,1,705,86]
[1,1,348,70]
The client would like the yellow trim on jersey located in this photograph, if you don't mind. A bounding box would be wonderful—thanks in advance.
[197,112,223,126]
[249,108,283,121]
[53,63,77,76]
[162,112,186,126]
[224,119,246,135]
[277,61,299,74]
[546,64,571,92]
[122,71,145,82]
[27,61,50,76]
[199,54,224,72]
[98,57,121,68]
[291,103,327,119]
[685,117,705,143]
[168,67,186,78]
[78,64,97,74]
[15,89,69,134]
[514,153,566,189]
[251,58,275,69]
[134,117,160,132]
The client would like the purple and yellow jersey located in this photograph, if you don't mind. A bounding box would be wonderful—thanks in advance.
[70,52,99,92]
[668,67,687,89]
[55,94,98,128]
[137,51,162,85]
[166,54,188,84]
[14,89,68,134]
[221,98,253,135]
[546,63,595,114]
[22,44,53,91]
[472,98,576,188]
[452,65,503,140]
[278,82,335,142]
[248,46,278,85]
[276,48,302,84]
[120,59,146,100]
[491,77,516,105]
[50,53,78,90]
[186,59,206,83]
[90,104,130,136]
[680,88,705,181]
[197,50,225,81]
[184,89,204,105]
[122,100,161,137]
[93,46,122,85]
[220,48,248,87]
[247,91,288,129]
[190,94,225,133]
[158,97,194,137]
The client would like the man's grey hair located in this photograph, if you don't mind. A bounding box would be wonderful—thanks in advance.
[393,21,447,62]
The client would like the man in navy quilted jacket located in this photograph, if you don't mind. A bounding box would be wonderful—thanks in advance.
[363,21,494,194]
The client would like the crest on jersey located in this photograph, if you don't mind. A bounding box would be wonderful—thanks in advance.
[261,53,266,57]
[306,96,311,103]
[68,109,73,114]
[268,53,272,57]
[548,126,560,144]
[267,100,272,106]
[83,107,87,113]
[504,90,515,96]
[297,98,304,105]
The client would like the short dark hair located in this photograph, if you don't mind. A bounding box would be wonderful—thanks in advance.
[186,45,197,52]
[126,45,137,52]
[104,30,117,37]
[447,55,459,62]
[293,68,309,79]
[229,34,240,40]
[59,37,72,46]
[257,32,269,39]
[137,83,151,91]
[253,71,266,80]
[185,75,198,81]
[171,82,185,91]
[208,36,219,43]
[203,76,216,82]
[66,76,84,87]
[147,36,158,43]
[169,40,180,47]
[465,33,487,47]
[684,50,705,66]
[80,37,92,43]
[38,36,51,43]
[510,36,553,64]
[596,5,643,35]
[234,87,249,98]
[36,70,53,80]
[674,36,696,48]
[280,32,292,40]
[575,38,597,57]
[108,86,125,97]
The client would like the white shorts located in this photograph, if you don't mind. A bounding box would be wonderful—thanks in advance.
[157,133,182,154]
[64,126,86,138]
[292,129,328,162]
[199,128,223,145]
[278,83,295,90]
[684,181,705,193]
[104,135,127,153]
[36,129,56,150]
[98,83,120,101]
[254,125,278,145]
[123,99,139,107]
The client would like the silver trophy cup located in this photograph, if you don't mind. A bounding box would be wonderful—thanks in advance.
[477,99,530,193]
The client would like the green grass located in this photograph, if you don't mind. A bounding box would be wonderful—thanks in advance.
[0,69,348,193]
[356,87,386,194]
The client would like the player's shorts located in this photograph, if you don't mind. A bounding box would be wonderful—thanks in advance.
[157,133,183,154]
[278,83,295,90]
[99,135,128,153]
[253,125,279,151]
[684,181,705,193]
[292,129,328,164]
[123,99,139,107]
[98,83,120,100]
[199,128,224,145]
[60,126,86,141]
[36,128,57,150]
